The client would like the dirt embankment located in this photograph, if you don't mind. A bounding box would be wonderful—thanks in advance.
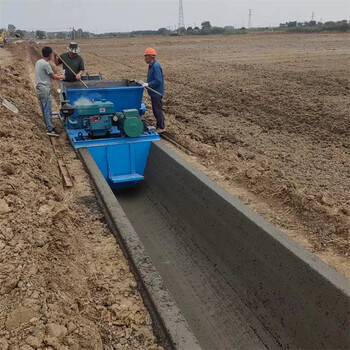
[0,43,163,350]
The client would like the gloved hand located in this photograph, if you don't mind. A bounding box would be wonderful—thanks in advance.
[142,82,149,88]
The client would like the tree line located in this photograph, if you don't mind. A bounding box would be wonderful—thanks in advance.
[279,20,349,32]
[5,19,349,41]
[97,19,349,37]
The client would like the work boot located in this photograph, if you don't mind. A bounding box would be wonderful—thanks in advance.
[156,128,166,134]
[46,128,60,137]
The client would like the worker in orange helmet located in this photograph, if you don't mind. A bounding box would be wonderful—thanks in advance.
[142,47,165,133]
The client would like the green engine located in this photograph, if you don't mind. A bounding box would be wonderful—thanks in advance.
[67,99,114,137]
[75,99,114,116]
[64,99,145,138]
[116,109,144,138]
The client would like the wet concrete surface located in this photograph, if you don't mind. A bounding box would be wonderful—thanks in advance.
[117,182,279,349]
[116,142,350,350]
[79,148,201,350]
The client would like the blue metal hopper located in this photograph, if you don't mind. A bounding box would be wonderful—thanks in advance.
[60,78,160,189]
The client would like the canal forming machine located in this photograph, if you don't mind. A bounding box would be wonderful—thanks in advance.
[59,78,159,189]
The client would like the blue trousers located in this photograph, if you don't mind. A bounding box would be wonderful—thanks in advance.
[36,90,53,131]
[151,96,165,129]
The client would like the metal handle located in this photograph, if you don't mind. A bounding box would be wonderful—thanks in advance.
[145,85,163,97]
[132,80,163,97]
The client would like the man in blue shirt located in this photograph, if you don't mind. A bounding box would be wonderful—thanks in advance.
[142,47,165,133]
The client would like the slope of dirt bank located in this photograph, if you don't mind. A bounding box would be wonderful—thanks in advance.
[48,34,349,276]
[0,44,163,350]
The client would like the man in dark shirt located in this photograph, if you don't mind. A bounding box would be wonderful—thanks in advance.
[53,42,84,82]
[143,47,165,133]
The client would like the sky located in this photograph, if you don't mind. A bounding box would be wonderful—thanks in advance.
[0,0,349,33]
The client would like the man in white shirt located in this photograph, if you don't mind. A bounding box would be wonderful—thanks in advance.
[35,46,65,136]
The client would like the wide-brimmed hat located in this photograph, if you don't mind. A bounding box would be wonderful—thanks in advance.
[67,42,81,53]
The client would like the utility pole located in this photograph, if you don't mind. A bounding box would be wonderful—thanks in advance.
[248,9,253,29]
[311,11,315,21]
[178,0,185,34]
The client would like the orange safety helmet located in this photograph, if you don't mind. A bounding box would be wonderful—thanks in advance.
[144,47,157,56]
